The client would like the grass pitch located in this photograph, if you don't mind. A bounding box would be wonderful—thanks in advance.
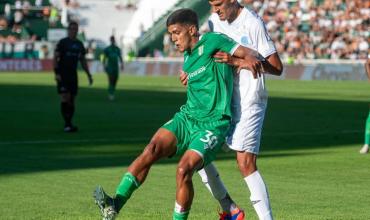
[0,72,369,220]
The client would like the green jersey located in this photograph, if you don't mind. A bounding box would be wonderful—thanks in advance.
[181,32,238,122]
[104,45,122,73]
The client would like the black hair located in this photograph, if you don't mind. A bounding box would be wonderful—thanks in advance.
[68,21,78,28]
[166,8,199,29]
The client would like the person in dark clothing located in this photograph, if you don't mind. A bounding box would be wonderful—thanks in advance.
[53,21,93,132]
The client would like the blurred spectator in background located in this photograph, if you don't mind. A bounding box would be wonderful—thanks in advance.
[4,4,12,22]
[42,6,50,19]
[0,17,16,58]
[162,33,170,56]
[115,0,137,10]
[246,0,370,61]
[13,10,24,24]
[15,0,22,10]
[23,23,37,59]
[162,0,369,60]
[49,7,59,26]
[0,17,9,36]
[39,44,50,59]
[153,48,163,58]
[35,0,43,7]
[22,0,32,18]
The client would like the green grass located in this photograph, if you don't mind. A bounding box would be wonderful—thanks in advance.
[0,72,369,220]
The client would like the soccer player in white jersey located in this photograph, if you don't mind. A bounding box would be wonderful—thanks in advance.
[181,1,283,219]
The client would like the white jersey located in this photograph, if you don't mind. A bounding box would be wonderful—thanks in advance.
[209,7,276,120]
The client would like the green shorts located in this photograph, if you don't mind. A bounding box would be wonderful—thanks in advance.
[105,67,119,76]
[162,111,230,166]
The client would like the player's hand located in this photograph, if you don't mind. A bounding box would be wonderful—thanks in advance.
[237,55,263,79]
[214,51,232,65]
[55,74,61,82]
[88,74,93,86]
[179,70,188,86]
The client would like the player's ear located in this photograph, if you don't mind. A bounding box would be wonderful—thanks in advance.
[189,25,198,37]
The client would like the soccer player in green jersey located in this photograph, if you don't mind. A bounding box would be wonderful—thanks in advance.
[103,36,124,100]
[360,57,370,154]
[93,8,263,220]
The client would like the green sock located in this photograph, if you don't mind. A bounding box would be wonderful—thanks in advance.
[365,111,370,145]
[108,84,115,96]
[114,172,140,212]
[173,210,189,220]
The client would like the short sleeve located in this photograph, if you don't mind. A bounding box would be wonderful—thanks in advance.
[208,13,219,32]
[252,20,276,58]
[206,32,239,55]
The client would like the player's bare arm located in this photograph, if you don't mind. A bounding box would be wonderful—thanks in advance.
[214,50,283,78]
[80,56,93,85]
[264,53,283,76]
[214,46,263,78]
[119,54,124,71]
[53,50,61,82]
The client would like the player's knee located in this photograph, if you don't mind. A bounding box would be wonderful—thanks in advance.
[146,134,172,157]
[61,93,72,103]
[143,142,163,160]
[237,155,257,176]
[176,163,193,183]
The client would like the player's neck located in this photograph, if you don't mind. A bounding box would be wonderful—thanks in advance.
[227,5,243,23]
[189,34,200,52]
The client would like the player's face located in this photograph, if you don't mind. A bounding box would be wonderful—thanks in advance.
[68,24,78,39]
[209,0,234,21]
[167,24,194,53]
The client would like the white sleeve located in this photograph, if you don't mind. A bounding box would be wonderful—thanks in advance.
[208,13,220,32]
[230,44,241,56]
[253,19,277,58]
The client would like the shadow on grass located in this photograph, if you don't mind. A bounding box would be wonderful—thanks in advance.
[0,84,367,175]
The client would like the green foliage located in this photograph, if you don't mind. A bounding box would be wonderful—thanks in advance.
[0,73,369,219]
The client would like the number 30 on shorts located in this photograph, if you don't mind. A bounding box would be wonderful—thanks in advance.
[200,130,218,150]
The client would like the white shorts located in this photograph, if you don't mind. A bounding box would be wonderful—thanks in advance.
[226,103,266,154]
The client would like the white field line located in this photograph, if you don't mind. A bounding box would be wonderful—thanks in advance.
[0,130,361,146]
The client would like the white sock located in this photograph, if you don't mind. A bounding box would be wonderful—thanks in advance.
[198,163,236,212]
[174,201,188,213]
[245,171,274,220]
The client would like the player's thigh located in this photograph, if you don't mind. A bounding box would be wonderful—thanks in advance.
[227,104,266,153]
[58,82,74,102]
[161,112,191,157]
[177,150,204,178]
[147,127,178,158]
[107,70,118,80]
[57,78,78,97]
[110,74,119,84]
[189,118,230,167]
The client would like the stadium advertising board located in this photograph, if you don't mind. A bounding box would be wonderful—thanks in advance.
[0,59,53,72]
[124,59,368,81]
